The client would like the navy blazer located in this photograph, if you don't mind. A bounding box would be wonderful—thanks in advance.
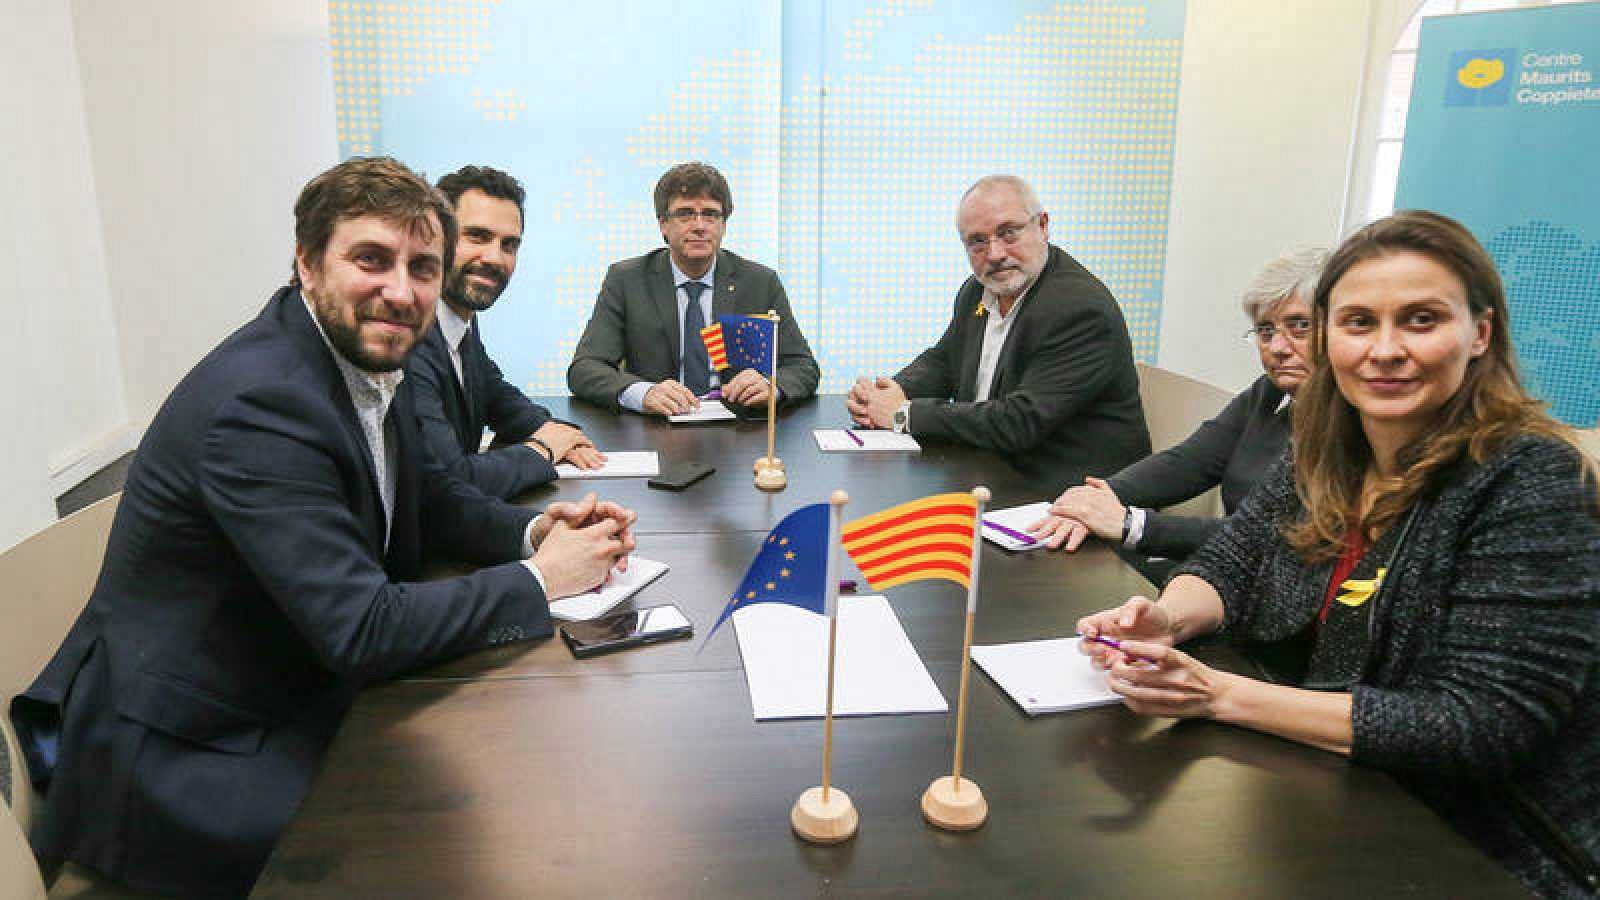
[10,287,548,898]
[408,315,559,499]
[894,245,1152,497]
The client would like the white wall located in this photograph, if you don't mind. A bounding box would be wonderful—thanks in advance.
[1157,0,1413,392]
[0,0,127,550]
[70,0,340,424]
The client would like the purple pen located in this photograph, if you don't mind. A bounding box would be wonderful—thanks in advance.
[981,518,1037,545]
[1076,632,1154,664]
[845,428,865,447]
[701,389,723,400]
[838,579,857,592]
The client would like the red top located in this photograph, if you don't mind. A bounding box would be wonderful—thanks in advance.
[1319,529,1370,624]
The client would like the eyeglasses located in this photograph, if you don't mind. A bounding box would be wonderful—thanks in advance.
[964,214,1039,255]
[1244,317,1313,344]
[665,208,725,223]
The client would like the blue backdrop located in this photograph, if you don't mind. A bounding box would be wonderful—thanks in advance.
[329,0,1186,395]
[1396,3,1600,428]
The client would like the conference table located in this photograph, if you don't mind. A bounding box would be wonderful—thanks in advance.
[252,397,1528,898]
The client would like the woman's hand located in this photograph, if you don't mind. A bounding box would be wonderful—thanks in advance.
[1049,477,1127,542]
[1076,596,1177,668]
[1104,641,1235,719]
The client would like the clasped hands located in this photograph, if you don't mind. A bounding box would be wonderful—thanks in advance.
[529,492,637,599]
[1076,596,1232,720]
[643,369,773,416]
[528,421,605,470]
[845,376,906,428]
[1027,476,1127,551]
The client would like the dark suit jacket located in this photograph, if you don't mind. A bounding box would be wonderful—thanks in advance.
[566,248,819,409]
[408,317,558,499]
[895,245,1151,497]
[1108,375,1291,560]
[9,288,548,898]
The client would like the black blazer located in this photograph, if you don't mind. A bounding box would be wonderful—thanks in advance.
[10,288,547,898]
[566,248,820,409]
[894,245,1151,496]
[408,317,558,499]
[1108,375,1291,559]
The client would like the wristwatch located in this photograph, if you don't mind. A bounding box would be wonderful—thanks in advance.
[891,402,910,434]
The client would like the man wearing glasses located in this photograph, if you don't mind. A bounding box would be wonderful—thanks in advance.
[847,174,1149,496]
[568,161,819,415]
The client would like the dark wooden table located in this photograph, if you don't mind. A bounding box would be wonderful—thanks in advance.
[254,397,1528,898]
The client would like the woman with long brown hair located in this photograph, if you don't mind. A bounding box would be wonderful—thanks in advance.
[1075,210,1599,897]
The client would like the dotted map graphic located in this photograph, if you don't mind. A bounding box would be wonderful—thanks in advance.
[329,0,1185,394]
[1487,222,1600,428]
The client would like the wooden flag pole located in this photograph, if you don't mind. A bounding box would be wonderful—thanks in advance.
[921,485,991,831]
[754,309,787,491]
[791,490,857,844]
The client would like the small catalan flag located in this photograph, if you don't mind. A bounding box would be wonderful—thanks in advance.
[700,323,728,370]
[841,493,979,591]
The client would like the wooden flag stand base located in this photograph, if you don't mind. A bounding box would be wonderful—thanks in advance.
[754,456,787,491]
[791,785,858,844]
[920,775,988,830]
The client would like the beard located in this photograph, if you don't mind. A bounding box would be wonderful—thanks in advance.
[308,289,423,374]
[444,261,508,312]
[977,263,1030,298]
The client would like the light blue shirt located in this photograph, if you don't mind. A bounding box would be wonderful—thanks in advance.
[617,256,719,412]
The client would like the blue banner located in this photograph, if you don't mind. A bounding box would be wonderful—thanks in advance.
[1396,4,1600,427]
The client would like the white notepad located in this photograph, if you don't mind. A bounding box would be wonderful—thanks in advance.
[732,595,948,720]
[812,429,922,452]
[555,451,660,479]
[547,557,669,622]
[668,401,738,424]
[972,638,1121,716]
[981,502,1051,552]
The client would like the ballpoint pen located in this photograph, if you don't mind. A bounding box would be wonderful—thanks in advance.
[845,428,865,447]
[1076,632,1155,664]
[980,518,1036,545]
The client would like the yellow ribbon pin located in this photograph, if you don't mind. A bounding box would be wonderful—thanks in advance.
[1336,567,1388,608]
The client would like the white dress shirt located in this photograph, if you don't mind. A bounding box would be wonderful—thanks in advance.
[973,282,1034,403]
[618,256,719,412]
[435,300,472,388]
[301,296,546,591]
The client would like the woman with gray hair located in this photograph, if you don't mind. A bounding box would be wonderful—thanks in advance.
[1029,246,1329,562]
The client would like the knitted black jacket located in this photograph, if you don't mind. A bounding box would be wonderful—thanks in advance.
[1181,435,1600,898]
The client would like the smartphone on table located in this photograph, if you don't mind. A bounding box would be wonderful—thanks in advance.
[560,604,694,658]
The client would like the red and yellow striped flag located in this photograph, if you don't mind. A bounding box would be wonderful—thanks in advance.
[841,493,979,590]
[700,323,728,370]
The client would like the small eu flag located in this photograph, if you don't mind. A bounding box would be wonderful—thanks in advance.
[704,503,829,642]
[719,314,775,373]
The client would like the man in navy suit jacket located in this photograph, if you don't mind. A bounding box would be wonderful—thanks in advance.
[408,165,607,499]
[8,158,635,897]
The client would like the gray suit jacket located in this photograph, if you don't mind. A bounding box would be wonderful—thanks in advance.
[566,248,819,410]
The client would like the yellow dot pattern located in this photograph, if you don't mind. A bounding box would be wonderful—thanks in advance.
[328,0,501,155]
[332,0,1180,394]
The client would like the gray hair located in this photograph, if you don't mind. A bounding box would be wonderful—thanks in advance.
[957,175,1043,228]
[1241,246,1330,321]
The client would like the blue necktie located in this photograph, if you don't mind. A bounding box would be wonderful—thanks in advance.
[681,281,711,395]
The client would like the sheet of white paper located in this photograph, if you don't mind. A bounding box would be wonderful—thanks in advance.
[981,502,1051,552]
[812,429,922,452]
[555,451,660,479]
[733,595,947,720]
[668,401,738,424]
[547,557,670,622]
[972,638,1121,716]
